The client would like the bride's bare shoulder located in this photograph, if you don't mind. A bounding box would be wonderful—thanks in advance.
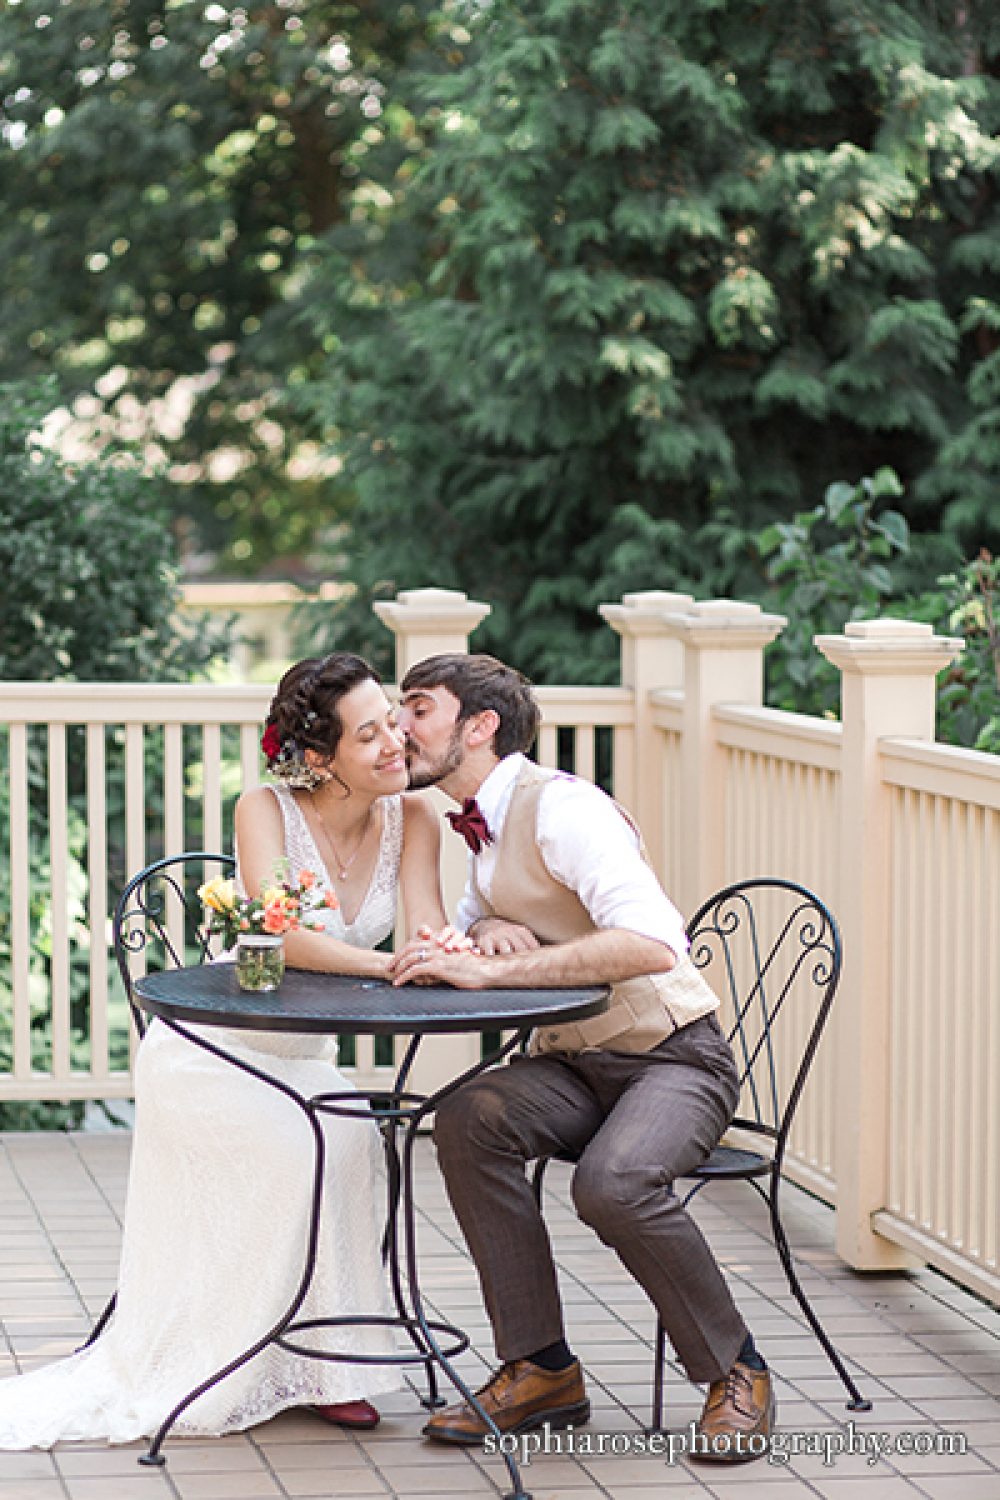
[400,792,441,845]
[235,784,282,830]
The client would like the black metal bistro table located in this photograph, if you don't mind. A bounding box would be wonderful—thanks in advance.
[132,963,608,1500]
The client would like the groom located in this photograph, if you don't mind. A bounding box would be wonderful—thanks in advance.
[391,653,774,1462]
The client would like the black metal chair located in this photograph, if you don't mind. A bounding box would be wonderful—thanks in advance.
[532,876,871,1427]
[79,851,235,1349]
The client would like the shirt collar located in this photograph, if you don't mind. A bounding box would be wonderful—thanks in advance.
[473,752,525,833]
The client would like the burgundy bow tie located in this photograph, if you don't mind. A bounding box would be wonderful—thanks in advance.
[446,797,493,855]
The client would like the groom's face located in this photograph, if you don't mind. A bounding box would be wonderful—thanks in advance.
[398,684,467,790]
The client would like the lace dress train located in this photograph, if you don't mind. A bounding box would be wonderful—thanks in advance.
[0,788,405,1447]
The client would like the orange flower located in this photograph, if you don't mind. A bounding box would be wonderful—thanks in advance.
[322,890,340,909]
[263,903,287,935]
[299,870,317,890]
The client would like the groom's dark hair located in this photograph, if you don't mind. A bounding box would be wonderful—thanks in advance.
[401,653,540,758]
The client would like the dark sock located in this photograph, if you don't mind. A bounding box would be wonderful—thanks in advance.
[738,1333,767,1371]
[527,1339,575,1372]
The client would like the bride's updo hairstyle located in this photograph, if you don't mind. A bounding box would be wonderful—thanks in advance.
[262,653,381,789]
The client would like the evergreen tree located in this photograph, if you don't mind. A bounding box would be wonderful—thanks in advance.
[298,0,1000,679]
[0,0,440,571]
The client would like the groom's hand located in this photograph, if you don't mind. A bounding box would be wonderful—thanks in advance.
[390,946,495,988]
[467,917,540,956]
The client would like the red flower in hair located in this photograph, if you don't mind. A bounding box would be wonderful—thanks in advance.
[261,724,282,761]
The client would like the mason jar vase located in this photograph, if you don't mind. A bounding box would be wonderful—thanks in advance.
[235,934,285,992]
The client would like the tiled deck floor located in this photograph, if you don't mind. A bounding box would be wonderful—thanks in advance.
[0,1131,997,1500]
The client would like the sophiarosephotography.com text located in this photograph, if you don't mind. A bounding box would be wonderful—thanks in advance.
[483,1419,969,1468]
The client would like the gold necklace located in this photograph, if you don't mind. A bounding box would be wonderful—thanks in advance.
[311,799,373,881]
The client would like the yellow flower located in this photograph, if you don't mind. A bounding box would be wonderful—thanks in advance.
[261,885,287,907]
[198,877,237,913]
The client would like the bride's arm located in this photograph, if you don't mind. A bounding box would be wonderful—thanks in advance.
[398,794,448,939]
[233,788,391,978]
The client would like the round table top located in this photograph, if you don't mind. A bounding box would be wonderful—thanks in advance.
[133,964,609,1036]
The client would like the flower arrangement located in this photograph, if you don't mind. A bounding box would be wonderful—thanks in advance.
[260,716,329,790]
[198,865,338,950]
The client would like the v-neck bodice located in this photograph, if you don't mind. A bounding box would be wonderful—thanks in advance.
[264,783,403,950]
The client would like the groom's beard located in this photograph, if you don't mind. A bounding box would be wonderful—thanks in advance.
[405,724,465,790]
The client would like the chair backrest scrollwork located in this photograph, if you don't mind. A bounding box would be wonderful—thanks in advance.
[112,852,236,1037]
[686,878,842,1167]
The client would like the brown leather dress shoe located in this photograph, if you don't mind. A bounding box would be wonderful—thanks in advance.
[422,1358,590,1445]
[693,1361,775,1463]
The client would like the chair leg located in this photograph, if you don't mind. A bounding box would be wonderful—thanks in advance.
[768,1179,872,1411]
[651,1320,667,1431]
[76,1290,117,1351]
[530,1156,549,1206]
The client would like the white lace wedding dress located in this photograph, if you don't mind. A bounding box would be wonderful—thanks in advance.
[0,786,404,1447]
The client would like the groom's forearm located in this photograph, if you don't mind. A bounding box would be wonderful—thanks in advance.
[484,927,677,987]
[390,925,677,988]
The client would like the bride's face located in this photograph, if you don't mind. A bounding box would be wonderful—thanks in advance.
[327,678,407,796]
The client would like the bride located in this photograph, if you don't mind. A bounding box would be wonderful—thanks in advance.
[0,652,458,1447]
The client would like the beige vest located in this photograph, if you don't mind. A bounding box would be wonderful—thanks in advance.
[474,763,719,1056]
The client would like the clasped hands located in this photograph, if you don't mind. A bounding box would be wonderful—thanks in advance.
[390,918,540,988]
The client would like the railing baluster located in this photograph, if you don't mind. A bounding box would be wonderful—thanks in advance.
[164,724,186,962]
[202,724,223,857]
[240,724,261,800]
[8,724,33,1083]
[537,725,558,768]
[611,724,635,809]
[574,727,594,783]
[48,724,72,1084]
[125,721,147,1070]
[87,723,109,1082]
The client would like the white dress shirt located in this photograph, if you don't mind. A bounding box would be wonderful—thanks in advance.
[454,753,689,958]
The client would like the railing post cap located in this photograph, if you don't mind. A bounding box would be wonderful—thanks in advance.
[373,587,491,633]
[816,616,963,674]
[846,618,934,641]
[621,589,695,610]
[663,598,786,644]
[599,591,695,636]
[390,586,483,610]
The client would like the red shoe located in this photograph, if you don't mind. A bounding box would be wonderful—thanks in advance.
[313,1399,380,1429]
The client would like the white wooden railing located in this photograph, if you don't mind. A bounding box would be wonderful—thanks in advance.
[1,587,998,1304]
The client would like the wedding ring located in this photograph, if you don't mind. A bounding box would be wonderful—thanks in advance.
[419,947,429,962]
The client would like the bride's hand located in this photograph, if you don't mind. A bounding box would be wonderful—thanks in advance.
[390,946,494,989]
[418,923,478,954]
[390,926,477,981]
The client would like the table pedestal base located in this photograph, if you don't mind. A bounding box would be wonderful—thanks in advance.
[134,1021,535,1500]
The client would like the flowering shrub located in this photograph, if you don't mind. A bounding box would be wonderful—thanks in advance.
[198,865,337,949]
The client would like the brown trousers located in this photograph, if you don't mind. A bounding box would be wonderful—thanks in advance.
[433,1013,748,1384]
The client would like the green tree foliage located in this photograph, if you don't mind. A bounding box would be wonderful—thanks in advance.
[0,0,439,570]
[295,0,1000,680]
[757,468,914,713]
[0,381,225,681]
[0,380,229,1126]
[903,548,1000,753]
[745,469,999,751]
